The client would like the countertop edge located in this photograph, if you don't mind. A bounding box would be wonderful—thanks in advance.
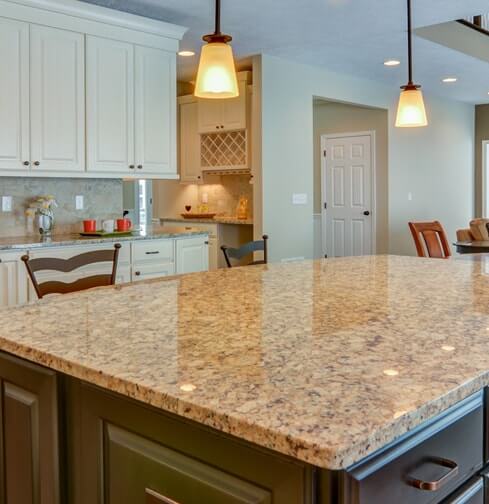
[0,331,486,471]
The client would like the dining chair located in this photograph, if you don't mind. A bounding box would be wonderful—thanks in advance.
[408,221,451,259]
[221,235,268,268]
[21,243,121,299]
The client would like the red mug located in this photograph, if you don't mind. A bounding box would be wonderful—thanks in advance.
[83,219,96,232]
[116,218,132,232]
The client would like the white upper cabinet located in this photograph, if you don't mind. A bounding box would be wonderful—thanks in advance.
[0,0,185,179]
[135,46,176,176]
[0,18,29,172]
[30,25,85,172]
[86,36,135,174]
[197,75,249,134]
[178,97,202,183]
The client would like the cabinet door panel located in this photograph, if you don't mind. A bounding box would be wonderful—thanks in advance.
[30,25,85,172]
[0,352,60,504]
[176,237,209,274]
[197,99,223,133]
[179,100,202,183]
[105,423,271,504]
[86,36,134,174]
[0,18,29,171]
[0,254,29,307]
[135,46,175,176]
[221,79,247,131]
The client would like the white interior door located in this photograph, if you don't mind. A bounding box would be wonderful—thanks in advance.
[0,18,29,171]
[30,25,85,172]
[322,133,374,257]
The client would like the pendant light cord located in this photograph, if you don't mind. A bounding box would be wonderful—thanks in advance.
[215,0,221,35]
[407,0,413,85]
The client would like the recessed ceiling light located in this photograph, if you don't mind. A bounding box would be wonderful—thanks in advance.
[384,59,401,67]
[442,77,457,83]
[178,50,195,57]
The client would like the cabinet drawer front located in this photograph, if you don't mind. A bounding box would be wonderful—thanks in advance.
[105,423,272,504]
[132,262,175,281]
[346,393,483,504]
[132,240,174,264]
[443,476,484,504]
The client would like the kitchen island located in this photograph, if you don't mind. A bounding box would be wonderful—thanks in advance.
[1,255,489,503]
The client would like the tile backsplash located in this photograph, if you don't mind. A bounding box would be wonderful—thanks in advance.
[0,178,122,237]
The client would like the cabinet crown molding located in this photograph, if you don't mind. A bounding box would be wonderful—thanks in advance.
[4,0,187,40]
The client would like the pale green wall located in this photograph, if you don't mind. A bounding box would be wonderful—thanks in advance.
[259,54,474,260]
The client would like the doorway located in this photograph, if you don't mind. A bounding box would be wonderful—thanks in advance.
[483,141,489,217]
[321,132,376,257]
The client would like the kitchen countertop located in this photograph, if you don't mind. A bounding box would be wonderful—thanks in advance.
[161,216,254,225]
[2,255,489,470]
[0,226,208,251]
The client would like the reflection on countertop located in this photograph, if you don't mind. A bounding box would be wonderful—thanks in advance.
[0,225,208,251]
[2,255,489,469]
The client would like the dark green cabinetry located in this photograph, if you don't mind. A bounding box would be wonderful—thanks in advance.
[67,380,315,504]
[0,352,61,504]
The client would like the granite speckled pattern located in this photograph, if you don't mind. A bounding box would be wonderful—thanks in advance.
[2,255,489,470]
[162,216,254,226]
[0,226,208,251]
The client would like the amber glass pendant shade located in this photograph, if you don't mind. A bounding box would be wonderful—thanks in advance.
[194,0,238,99]
[395,85,428,127]
[194,42,239,98]
[395,0,428,128]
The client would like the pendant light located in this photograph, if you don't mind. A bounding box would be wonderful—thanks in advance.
[194,0,239,99]
[395,0,428,127]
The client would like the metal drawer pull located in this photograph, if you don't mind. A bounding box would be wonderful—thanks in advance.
[145,488,180,504]
[145,251,160,255]
[408,457,458,491]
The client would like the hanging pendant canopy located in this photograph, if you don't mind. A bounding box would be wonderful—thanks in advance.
[395,0,428,127]
[194,0,239,99]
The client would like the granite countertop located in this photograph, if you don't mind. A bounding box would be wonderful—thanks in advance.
[2,255,489,470]
[0,226,208,251]
[161,216,254,226]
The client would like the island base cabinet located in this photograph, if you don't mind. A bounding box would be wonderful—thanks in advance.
[69,380,315,504]
[0,352,61,504]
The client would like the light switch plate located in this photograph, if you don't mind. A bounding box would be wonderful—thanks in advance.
[292,193,308,205]
[75,195,84,210]
[2,196,12,212]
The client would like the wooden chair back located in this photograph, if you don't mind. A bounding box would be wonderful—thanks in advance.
[21,243,121,299]
[408,221,451,259]
[221,235,268,268]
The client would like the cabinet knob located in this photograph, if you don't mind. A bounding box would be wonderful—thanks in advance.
[197,176,201,179]
[23,161,30,166]
[129,164,135,169]
[204,241,209,245]
[33,161,40,166]
[137,164,143,170]
[215,126,219,129]
[221,125,224,129]
[135,271,141,276]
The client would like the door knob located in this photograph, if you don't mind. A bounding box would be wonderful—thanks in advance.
[363,211,370,216]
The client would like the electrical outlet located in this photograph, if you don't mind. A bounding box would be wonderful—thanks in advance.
[1,196,12,212]
[75,195,84,210]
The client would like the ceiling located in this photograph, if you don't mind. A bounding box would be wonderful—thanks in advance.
[80,0,489,104]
